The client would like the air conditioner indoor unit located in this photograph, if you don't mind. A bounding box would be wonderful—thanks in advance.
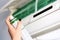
[9,0,60,40]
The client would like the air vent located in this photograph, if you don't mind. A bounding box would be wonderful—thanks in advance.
[33,6,53,17]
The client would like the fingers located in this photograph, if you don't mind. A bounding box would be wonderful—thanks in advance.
[6,16,15,31]
[16,21,22,37]
[16,21,22,31]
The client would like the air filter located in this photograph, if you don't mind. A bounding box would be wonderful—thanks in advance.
[11,0,56,24]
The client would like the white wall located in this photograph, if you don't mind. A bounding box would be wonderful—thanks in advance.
[0,10,11,40]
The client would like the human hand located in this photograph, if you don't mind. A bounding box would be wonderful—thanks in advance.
[6,16,22,40]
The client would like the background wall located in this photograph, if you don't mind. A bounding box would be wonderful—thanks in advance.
[0,10,11,40]
[0,0,9,9]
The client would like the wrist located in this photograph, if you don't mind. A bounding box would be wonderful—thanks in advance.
[12,37,21,40]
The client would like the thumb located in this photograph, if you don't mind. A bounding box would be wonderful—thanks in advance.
[6,16,15,31]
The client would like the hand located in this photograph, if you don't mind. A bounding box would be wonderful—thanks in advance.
[6,16,22,40]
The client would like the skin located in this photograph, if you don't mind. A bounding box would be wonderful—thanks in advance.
[6,16,22,40]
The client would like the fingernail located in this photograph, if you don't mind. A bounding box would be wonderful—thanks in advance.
[19,19,21,21]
